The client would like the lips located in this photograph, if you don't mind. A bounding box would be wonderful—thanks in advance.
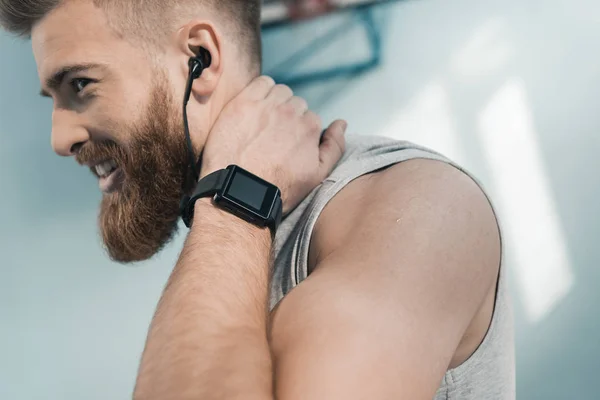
[98,167,124,193]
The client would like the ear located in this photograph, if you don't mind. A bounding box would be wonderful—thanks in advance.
[176,20,223,98]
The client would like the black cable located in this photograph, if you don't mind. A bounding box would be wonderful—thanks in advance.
[183,70,199,183]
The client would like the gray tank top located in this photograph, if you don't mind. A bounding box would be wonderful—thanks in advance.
[270,135,515,399]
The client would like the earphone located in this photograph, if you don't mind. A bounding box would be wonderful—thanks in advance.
[183,47,212,183]
[188,47,212,80]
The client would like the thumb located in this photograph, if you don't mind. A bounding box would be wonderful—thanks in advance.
[318,119,347,178]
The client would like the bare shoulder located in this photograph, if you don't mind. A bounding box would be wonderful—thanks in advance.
[270,159,502,397]
[308,158,501,367]
[310,158,501,276]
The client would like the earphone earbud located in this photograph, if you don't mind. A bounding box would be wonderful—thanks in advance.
[184,47,211,105]
[188,47,212,80]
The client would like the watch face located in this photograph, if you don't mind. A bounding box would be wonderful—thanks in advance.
[220,166,279,221]
[226,171,268,211]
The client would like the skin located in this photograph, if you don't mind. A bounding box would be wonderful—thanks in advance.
[30,0,502,398]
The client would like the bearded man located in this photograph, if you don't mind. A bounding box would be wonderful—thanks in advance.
[0,0,514,399]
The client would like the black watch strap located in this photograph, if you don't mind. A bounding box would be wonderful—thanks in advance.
[192,169,229,198]
[180,169,228,228]
[271,195,283,232]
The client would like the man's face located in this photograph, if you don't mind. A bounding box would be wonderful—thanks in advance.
[32,1,194,263]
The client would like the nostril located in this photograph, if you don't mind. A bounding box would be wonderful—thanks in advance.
[70,142,84,155]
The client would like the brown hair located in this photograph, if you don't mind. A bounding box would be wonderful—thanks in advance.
[0,0,262,70]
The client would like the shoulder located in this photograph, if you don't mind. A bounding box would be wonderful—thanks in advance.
[269,158,503,397]
[309,158,501,279]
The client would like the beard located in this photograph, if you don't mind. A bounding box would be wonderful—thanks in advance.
[77,78,197,263]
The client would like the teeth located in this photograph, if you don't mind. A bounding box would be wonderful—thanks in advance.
[95,160,117,178]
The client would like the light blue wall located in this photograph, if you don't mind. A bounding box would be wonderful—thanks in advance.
[2,0,599,398]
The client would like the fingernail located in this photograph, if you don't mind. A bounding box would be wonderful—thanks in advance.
[341,121,348,132]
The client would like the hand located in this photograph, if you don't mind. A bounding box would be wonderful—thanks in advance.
[201,76,347,214]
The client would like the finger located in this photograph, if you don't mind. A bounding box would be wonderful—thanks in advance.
[318,119,347,178]
[241,75,276,101]
[286,96,308,115]
[268,84,294,106]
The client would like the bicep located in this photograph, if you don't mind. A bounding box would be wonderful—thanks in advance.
[269,160,501,399]
[270,267,453,399]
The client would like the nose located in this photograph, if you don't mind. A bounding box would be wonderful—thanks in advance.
[51,109,89,157]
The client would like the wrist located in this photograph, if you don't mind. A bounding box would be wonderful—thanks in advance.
[193,197,272,244]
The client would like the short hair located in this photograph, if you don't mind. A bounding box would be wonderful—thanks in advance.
[0,0,262,71]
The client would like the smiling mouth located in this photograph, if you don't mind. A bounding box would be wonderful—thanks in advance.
[91,160,124,193]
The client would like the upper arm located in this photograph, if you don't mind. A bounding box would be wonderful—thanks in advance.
[269,159,501,399]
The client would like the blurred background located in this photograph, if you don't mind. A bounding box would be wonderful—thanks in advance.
[1,0,599,398]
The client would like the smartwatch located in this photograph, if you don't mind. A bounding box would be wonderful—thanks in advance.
[180,165,283,233]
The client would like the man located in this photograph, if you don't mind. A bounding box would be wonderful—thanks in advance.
[0,0,515,399]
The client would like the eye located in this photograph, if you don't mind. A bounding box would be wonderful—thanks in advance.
[70,78,92,94]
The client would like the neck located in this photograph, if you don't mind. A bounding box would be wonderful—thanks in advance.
[187,67,257,161]
[205,69,256,128]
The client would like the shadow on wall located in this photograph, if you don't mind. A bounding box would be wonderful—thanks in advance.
[262,4,395,110]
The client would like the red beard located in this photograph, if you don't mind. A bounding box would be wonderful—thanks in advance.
[77,81,196,263]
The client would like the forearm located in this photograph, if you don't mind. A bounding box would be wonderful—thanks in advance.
[134,199,274,400]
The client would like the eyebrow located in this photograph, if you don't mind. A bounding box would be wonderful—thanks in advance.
[39,63,106,97]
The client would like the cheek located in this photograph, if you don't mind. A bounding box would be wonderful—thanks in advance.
[93,80,148,137]
[87,102,135,146]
